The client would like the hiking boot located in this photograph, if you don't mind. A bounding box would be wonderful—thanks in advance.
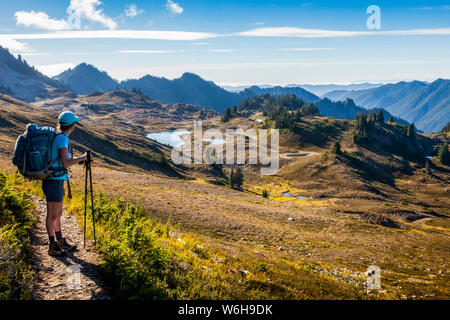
[48,242,66,257]
[58,238,77,252]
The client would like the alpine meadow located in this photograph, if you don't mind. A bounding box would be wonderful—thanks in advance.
[0,0,449,311]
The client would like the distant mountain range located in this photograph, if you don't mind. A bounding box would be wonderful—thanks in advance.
[296,83,384,96]
[53,65,319,113]
[223,83,384,96]
[324,80,450,133]
[0,45,447,132]
[50,64,407,126]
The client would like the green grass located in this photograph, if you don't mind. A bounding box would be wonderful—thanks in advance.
[0,172,35,300]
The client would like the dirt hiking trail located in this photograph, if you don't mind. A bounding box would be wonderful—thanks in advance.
[30,196,110,300]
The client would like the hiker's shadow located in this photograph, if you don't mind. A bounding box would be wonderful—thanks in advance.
[56,252,108,299]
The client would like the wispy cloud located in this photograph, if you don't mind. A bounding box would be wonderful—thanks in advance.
[35,62,76,77]
[21,52,50,56]
[0,30,217,41]
[237,27,450,38]
[15,11,69,31]
[0,38,32,52]
[280,47,335,51]
[415,5,450,11]
[134,60,450,73]
[208,49,233,53]
[117,50,178,54]
[166,0,184,15]
[125,4,145,18]
[192,42,208,45]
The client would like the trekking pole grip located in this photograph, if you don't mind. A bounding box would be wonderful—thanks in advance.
[87,150,92,163]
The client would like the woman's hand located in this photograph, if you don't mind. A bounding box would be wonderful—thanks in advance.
[81,152,94,163]
[87,152,94,162]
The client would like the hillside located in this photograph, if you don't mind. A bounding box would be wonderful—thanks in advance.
[236,94,408,127]
[324,80,450,133]
[316,98,408,125]
[0,94,177,175]
[0,46,68,102]
[31,89,217,132]
[1,92,449,299]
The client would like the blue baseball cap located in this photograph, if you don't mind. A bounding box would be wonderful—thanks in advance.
[58,111,80,126]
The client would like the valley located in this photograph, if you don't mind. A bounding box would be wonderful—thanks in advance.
[1,86,449,299]
[0,43,449,301]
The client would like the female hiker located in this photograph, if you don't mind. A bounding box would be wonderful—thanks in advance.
[43,111,94,257]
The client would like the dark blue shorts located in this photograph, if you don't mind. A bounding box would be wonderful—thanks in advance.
[42,179,65,202]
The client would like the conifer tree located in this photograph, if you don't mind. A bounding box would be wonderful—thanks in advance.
[407,123,415,138]
[376,110,384,122]
[438,141,450,165]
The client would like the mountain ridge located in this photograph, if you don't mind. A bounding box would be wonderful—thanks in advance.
[0,46,68,102]
[54,63,119,94]
[324,79,450,133]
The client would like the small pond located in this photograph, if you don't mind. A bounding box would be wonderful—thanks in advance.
[147,130,226,147]
[282,192,310,200]
[147,130,191,147]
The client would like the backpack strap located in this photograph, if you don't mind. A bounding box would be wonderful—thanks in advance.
[48,132,68,177]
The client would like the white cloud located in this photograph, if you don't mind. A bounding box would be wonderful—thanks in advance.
[125,4,145,18]
[192,42,208,45]
[67,0,117,29]
[15,10,69,31]
[237,27,450,38]
[35,63,76,77]
[166,0,183,15]
[0,30,216,41]
[208,49,233,53]
[280,47,335,51]
[14,0,117,32]
[20,52,50,56]
[117,50,177,54]
[415,5,450,10]
[237,27,363,38]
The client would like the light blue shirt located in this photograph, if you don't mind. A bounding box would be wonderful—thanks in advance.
[48,133,70,181]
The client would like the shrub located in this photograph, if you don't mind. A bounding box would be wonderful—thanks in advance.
[331,140,341,154]
[256,263,268,273]
[229,167,244,190]
[0,172,34,300]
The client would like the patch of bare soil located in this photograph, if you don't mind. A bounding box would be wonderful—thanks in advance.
[30,196,109,300]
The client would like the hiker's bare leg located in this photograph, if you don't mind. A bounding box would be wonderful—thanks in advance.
[53,201,63,234]
[46,201,60,237]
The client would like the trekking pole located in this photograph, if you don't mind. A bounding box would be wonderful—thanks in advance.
[67,145,73,199]
[83,156,88,248]
[87,150,97,245]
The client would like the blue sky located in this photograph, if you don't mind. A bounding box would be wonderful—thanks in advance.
[0,0,449,85]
